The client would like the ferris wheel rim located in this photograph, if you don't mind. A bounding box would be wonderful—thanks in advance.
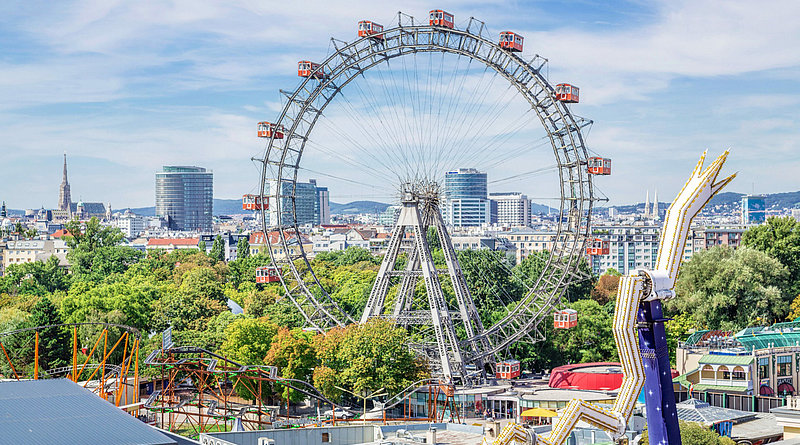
[258,20,595,363]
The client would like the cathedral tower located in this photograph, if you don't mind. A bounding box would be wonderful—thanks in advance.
[58,153,72,212]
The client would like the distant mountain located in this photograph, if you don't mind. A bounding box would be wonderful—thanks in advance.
[603,190,800,214]
[530,202,557,214]
[124,199,394,217]
[330,200,392,215]
[124,199,247,217]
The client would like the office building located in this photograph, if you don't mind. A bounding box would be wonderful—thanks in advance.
[310,179,331,225]
[741,194,766,224]
[155,166,213,232]
[442,168,490,227]
[489,192,531,226]
[266,179,318,227]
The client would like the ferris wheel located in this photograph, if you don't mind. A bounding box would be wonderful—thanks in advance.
[254,10,607,382]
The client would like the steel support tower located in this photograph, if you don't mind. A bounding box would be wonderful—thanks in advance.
[359,182,487,382]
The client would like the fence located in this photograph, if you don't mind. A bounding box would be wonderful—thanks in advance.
[675,390,786,413]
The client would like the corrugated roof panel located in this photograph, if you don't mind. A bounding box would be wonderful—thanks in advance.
[699,354,754,365]
[0,379,176,445]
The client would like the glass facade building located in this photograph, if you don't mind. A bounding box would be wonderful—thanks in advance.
[155,166,213,232]
[442,168,490,227]
[267,180,319,227]
[742,194,766,224]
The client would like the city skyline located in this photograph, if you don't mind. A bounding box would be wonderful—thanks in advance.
[1,1,799,209]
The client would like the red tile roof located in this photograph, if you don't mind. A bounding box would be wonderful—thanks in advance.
[147,238,199,247]
[51,229,73,238]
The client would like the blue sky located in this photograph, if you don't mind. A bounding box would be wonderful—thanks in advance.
[1,0,798,209]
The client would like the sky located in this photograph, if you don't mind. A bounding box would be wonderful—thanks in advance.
[1,0,799,210]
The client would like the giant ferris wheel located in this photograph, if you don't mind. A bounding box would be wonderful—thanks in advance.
[253,10,609,383]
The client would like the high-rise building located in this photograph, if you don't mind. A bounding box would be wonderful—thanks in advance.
[310,179,331,225]
[489,192,531,226]
[442,168,490,227]
[266,179,319,227]
[58,153,72,212]
[155,166,213,232]
[741,194,766,224]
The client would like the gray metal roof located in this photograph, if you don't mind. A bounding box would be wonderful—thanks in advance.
[675,398,756,424]
[0,379,176,445]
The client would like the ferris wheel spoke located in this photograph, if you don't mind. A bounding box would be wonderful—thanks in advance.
[262,20,596,374]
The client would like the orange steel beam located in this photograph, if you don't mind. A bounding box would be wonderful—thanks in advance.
[34,331,39,380]
[134,339,139,417]
[76,329,105,382]
[101,329,109,399]
[84,331,127,389]
[0,341,20,380]
[115,333,130,406]
[115,334,132,406]
[72,327,77,382]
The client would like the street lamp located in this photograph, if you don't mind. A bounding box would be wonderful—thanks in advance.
[335,386,388,422]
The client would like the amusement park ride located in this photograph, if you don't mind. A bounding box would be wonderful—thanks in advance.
[251,8,602,389]
[243,9,736,443]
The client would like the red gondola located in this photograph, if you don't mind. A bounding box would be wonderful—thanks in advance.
[256,266,281,284]
[257,121,285,139]
[555,83,580,103]
[586,238,610,256]
[429,10,454,29]
[588,157,611,175]
[499,31,523,52]
[358,20,384,40]
[298,61,326,79]
[554,309,578,329]
[495,360,521,379]
[242,194,266,211]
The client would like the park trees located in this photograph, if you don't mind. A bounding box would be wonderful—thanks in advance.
[742,216,800,294]
[26,296,70,372]
[670,246,789,330]
[640,421,735,445]
[550,299,618,364]
[313,319,428,402]
[265,328,317,404]
[210,235,225,262]
[63,217,142,280]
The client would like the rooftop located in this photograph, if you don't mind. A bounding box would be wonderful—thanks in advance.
[0,379,176,445]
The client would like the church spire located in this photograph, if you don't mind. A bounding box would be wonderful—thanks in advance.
[58,153,72,212]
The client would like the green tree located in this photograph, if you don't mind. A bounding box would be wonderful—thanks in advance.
[220,317,278,365]
[210,235,225,262]
[61,276,163,332]
[314,247,379,267]
[669,246,789,329]
[177,266,226,304]
[27,296,70,372]
[3,256,69,296]
[64,217,141,280]
[550,299,617,365]
[313,319,428,401]
[640,421,735,445]
[459,249,521,326]
[742,216,800,293]
[198,240,207,253]
[151,289,226,332]
[265,328,317,405]
[237,237,250,260]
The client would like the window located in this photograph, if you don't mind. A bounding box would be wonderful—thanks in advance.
[759,357,770,379]
[322,432,330,442]
[778,355,792,377]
